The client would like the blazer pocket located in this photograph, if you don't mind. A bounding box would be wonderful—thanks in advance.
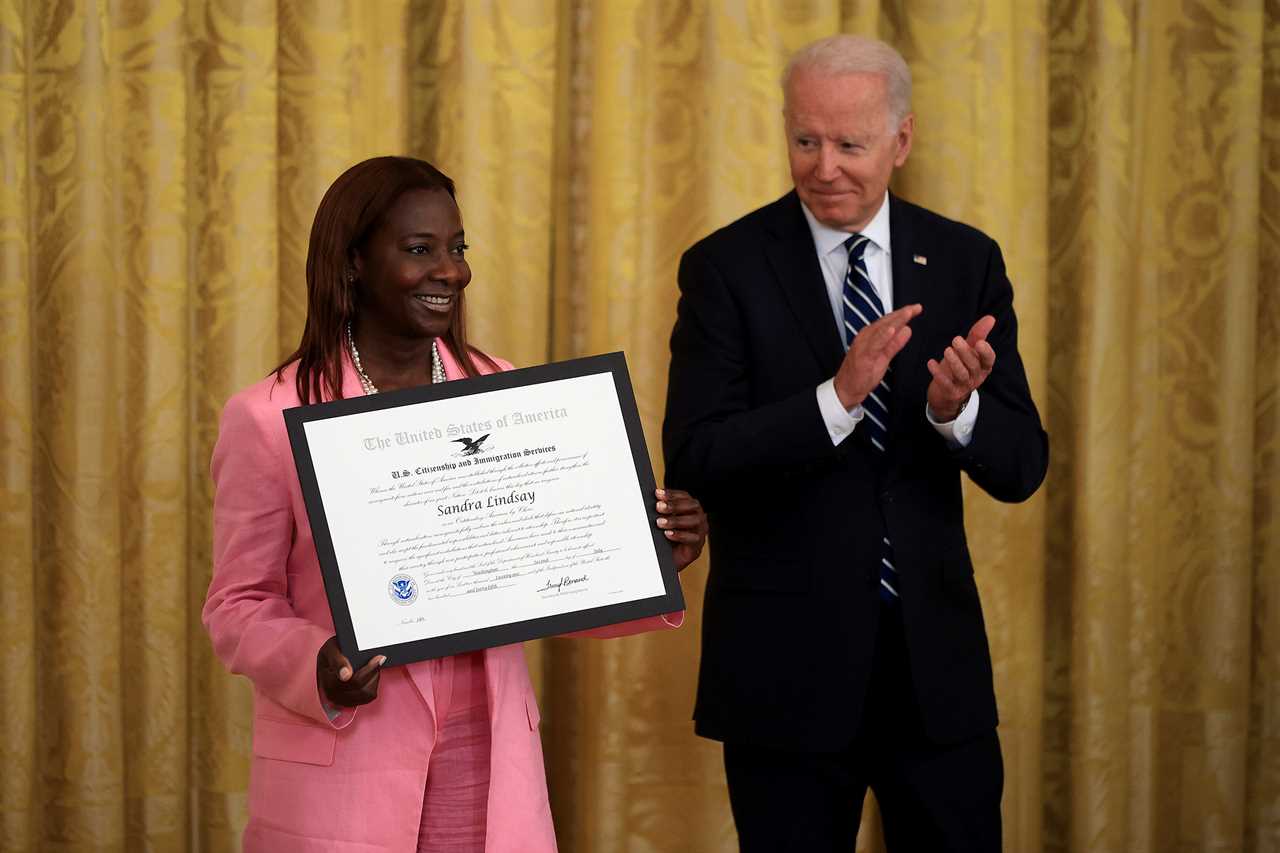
[252,715,338,766]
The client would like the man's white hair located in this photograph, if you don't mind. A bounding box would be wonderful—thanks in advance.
[782,35,913,131]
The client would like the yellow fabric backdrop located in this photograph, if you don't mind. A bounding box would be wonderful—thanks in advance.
[0,1,1275,851]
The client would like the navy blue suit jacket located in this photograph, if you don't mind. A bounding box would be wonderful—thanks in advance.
[662,191,1048,751]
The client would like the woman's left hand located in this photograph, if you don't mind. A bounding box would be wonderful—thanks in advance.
[655,488,708,572]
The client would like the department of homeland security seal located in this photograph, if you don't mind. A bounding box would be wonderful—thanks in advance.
[388,573,418,605]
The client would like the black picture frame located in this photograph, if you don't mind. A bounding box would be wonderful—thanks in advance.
[283,351,684,669]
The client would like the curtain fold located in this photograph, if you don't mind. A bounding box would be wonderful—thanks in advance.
[0,3,36,848]
[1249,6,1280,849]
[1044,2,1275,851]
[0,2,1275,851]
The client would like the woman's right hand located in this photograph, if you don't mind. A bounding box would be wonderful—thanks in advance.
[317,637,387,708]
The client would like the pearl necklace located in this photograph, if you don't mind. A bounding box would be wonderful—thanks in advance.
[346,321,446,395]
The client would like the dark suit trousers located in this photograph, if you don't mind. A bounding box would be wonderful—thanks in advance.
[722,604,1003,853]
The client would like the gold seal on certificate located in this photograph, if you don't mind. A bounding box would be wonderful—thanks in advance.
[284,352,684,668]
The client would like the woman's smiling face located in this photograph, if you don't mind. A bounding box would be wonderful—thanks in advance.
[352,187,470,341]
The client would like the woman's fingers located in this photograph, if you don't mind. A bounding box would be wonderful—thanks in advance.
[657,487,708,571]
[318,637,388,707]
[319,636,353,682]
[657,512,703,529]
[655,491,700,517]
[655,489,706,529]
[349,657,385,704]
[351,655,387,684]
[329,655,387,706]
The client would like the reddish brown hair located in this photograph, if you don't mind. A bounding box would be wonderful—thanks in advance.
[275,156,497,404]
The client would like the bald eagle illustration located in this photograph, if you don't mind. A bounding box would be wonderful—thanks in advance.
[452,434,490,456]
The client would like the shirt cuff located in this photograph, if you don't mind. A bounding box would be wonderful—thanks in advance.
[925,390,979,448]
[817,379,865,446]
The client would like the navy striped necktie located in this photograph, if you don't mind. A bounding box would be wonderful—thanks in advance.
[842,234,899,602]
[843,234,891,452]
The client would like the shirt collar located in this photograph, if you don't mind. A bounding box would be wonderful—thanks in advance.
[800,191,892,259]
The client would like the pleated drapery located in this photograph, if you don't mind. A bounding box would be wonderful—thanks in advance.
[0,2,1276,851]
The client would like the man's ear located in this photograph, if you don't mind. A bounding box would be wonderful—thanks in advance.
[894,113,915,167]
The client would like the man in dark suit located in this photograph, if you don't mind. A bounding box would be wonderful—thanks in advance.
[662,34,1048,852]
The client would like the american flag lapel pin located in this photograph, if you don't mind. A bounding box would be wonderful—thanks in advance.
[913,254,928,265]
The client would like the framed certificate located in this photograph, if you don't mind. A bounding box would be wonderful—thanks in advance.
[283,352,684,668]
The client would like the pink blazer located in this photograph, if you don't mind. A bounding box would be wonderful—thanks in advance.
[204,342,682,852]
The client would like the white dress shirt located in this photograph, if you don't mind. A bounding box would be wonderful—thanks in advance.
[801,193,978,448]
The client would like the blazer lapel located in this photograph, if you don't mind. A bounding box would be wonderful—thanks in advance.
[887,193,931,436]
[762,192,845,377]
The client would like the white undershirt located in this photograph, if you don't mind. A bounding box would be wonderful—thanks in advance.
[801,193,978,448]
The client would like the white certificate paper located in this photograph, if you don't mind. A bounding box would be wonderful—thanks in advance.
[284,353,683,666]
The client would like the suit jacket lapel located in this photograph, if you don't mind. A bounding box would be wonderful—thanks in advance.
[887,193,930,435]
[763,192,845,377]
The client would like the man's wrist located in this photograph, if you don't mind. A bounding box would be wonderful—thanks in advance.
[817,379,864,446]
[929,396,967,423]
[833,380,863,411]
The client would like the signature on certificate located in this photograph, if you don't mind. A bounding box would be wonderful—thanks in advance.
[539,574,589,594]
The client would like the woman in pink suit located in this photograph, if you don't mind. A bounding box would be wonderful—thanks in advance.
[203,156,706,852]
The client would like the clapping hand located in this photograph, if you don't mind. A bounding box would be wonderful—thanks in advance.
[833,304,923,409]
[926,315,996,421]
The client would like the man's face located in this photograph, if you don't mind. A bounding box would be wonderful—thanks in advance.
[784,68,913,232]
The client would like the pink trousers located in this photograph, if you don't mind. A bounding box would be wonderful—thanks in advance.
[417,651,491,852]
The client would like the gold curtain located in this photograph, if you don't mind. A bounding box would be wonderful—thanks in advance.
[0,1,1276,851]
